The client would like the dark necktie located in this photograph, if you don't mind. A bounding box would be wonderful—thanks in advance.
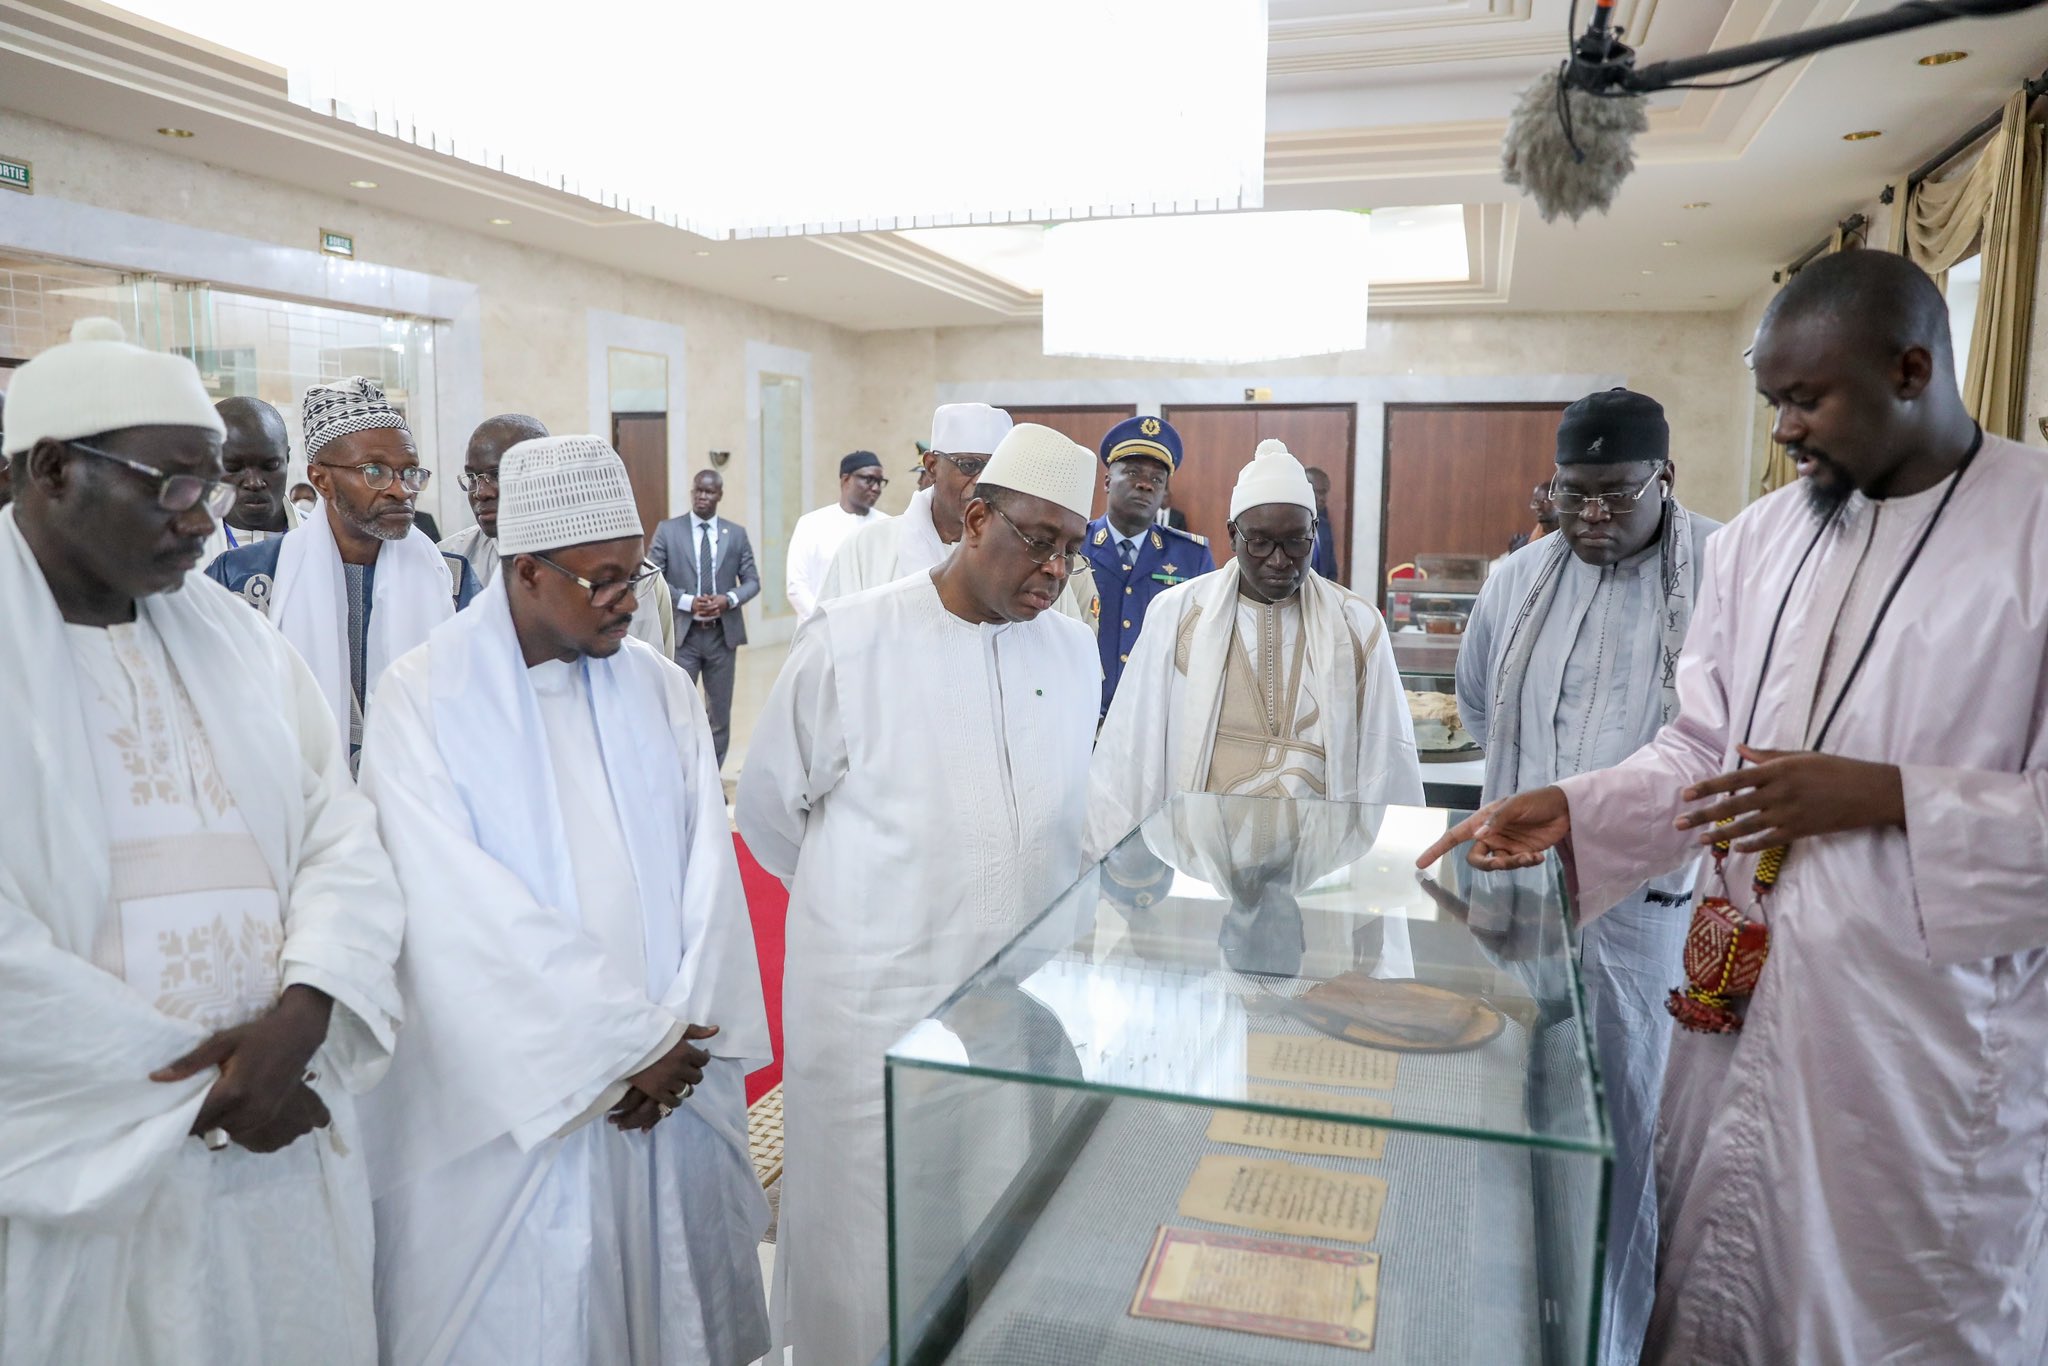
[698,523,716,600]
[1119,537,1138,574]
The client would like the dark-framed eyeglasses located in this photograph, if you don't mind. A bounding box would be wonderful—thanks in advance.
[1549,467,1663,519]
[318,459,432,493]
[67,440,236,519]
[457,469,499,493]
[937,451,990,479]
[850,471,889,491]
[1232,524,1317,560]
[533,555,662,610]
[989,501,1088,575]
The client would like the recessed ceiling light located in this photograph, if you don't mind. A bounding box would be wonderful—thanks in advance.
[1682,201,1710,210]
[1640,269,1654,275]
[1842,130,1884,142]
[348,179,379,189]
[488,217,512,226]
[771,274,790,282]
[156,127,195,138]
[694,250,711,257]
[1662,240,1680,247]
[1918,51,1968,66]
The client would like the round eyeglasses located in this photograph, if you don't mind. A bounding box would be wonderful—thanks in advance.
[938,451,990,479]
[533,555,664,611]
[67,440,237,520]
[1549,468,1663,519]
[318,460,433,494]
[990,501,1089,575]
[1234,529,1317,560]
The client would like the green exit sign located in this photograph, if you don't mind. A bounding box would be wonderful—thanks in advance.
[0,156,31,194]
[319,228,355,259]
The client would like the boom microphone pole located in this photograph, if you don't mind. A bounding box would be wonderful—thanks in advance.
[1503,0,2048,222]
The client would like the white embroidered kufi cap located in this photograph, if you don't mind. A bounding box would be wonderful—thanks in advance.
[301,376,409,461]
[1228,439,1317,520]
[2,317,223,458]
[496,434,645,555]
[976,423,1095,521]
[930,402,1013,456]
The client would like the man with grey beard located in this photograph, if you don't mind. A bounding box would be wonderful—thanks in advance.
[211,377,478,772]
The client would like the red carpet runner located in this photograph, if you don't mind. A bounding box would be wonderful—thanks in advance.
[735,834,786,1105]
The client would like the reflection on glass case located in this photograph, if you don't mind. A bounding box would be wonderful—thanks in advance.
[885,794,1611,1365]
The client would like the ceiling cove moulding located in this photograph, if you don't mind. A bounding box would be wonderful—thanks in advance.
[1268,0,1661,75]
[808,234,1042,321]
[1264,0,1837,184]
[847,203,1519,324]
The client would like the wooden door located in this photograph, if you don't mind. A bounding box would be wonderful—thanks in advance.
[1004,405,1136,520]
[1160,404,1358,584]
[611,412,669,551]
[1381,403,1567,594]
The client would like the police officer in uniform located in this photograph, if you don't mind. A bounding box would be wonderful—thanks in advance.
[1085,415,1215,718]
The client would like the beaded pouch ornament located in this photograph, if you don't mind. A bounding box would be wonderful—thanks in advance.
[1666,832,1783,1034]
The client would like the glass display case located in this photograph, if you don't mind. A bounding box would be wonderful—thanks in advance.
[885,794,1609,1366]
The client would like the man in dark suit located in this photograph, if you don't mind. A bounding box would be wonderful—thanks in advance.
[648,468,759,768]
[1306,466,1340,582]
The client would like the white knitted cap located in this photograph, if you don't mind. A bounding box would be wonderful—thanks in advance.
[1,317,223,458]
[496,435,645,555]
[977,423,1096,521]
[930,402,1012,455]
[1229,439,1317,520]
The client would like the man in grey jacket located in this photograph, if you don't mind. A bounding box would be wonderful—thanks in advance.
[1455,388,1720,1366]
[649,469,759,768]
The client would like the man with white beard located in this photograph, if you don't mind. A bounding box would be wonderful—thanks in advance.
[210,377,479,773]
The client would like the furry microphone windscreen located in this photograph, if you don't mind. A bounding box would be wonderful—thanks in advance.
[1501,71,1649,223]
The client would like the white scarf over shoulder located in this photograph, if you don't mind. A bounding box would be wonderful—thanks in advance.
[272,506,453,751]
[358,577,770,1188]
[1086,561,1422,862]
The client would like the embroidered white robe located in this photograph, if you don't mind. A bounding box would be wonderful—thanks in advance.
[0,509,403,1366]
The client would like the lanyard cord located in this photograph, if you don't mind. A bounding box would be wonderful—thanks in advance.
[1737,425,1983,758]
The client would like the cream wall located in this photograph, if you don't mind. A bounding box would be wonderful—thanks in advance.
[6,106,1777,599]
[861,311,1756,529]
[0,109,873,639]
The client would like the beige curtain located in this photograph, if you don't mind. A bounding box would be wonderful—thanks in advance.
[1753,392,1796,498]
[1892,91,2046,438]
